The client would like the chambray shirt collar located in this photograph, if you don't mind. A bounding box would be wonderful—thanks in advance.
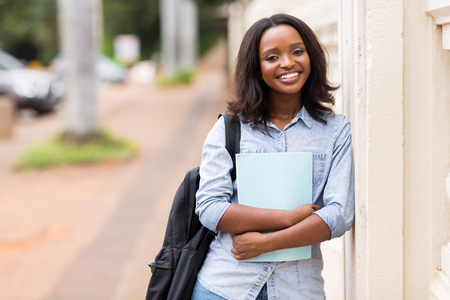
[296,106,313,128]
[257,106,313,130]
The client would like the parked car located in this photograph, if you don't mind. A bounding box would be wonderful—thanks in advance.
[96,55,128,83]
[0,49,63,114]
[49,54,128,84]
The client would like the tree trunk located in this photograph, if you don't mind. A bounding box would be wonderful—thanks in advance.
[178,0,198,71]
[160,0,177,76]
[58,0,100,143]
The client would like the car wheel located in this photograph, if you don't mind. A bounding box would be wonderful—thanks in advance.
[34,106,54,115]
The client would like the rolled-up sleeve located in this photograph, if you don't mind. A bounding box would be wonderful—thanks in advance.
[313,117,355,239]
[195,117,234,232]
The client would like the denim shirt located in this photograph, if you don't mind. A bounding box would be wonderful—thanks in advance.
[195,108,355,300]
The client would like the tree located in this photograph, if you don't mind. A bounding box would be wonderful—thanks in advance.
[159,0,199,76]
[160,0,177,76]
[57,0,100,142]
[178,0,198,70]
[102,0,160,60]
[0,0,59,64]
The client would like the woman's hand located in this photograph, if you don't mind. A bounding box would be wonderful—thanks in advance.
[231,232,269,260]
[288,204,321,226]
[230,204,321,260]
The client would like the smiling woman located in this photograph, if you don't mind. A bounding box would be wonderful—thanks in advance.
[192,14,354,300]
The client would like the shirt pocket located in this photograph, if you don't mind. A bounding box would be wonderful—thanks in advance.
[239,147,266,154]
[313,153,326,186]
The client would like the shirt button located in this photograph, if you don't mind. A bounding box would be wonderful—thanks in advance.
[267,266,272,271]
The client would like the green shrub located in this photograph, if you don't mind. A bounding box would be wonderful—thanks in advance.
[16,129,138,170]
[157,69,195,87]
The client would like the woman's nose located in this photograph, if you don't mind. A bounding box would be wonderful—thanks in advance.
[280,55,295,68]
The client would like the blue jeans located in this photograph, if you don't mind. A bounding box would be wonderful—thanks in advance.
[255,283,268,300]
[192,280,268,300]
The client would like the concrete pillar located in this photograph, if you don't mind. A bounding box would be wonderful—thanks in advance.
[352,0,404,298]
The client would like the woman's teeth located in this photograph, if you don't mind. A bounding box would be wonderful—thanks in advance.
[280,72,298,79]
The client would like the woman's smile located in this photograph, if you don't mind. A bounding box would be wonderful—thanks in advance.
[277,71,301,82]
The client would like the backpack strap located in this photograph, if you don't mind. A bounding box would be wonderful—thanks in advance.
[219,114,241,181]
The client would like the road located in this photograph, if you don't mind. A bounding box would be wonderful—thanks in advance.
[0,41,228,300]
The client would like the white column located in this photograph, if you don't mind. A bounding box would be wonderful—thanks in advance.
[352,0,404,298]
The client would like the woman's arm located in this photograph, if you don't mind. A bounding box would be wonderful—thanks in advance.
[217,203,321,235]
[230,117,355,260]
[196,117,321,234]
[231,214,330,260]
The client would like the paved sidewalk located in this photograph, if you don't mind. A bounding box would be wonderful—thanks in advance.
[0,41,228,300]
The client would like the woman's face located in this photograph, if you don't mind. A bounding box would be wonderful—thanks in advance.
[258,24,311,98]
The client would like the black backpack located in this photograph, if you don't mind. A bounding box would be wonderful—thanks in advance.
[145,114,240,300]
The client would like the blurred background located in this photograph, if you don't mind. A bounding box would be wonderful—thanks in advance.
[0,0,345,299]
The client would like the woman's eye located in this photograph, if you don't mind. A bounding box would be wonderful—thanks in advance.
[293,49,304,55]
[265,55,278,62]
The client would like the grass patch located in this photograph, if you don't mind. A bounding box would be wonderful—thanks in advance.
[16,130,139,170]
[157,69,195,87]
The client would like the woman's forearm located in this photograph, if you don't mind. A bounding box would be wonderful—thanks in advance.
[266,214,331,250]
[231,214,331,260]
[217,203,320,234]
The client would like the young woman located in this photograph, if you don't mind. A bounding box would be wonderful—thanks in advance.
[193,14,355,299]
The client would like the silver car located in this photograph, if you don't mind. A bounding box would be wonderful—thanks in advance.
[0,49,63,114]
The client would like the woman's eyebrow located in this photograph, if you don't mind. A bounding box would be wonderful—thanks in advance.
[261,47,278,57]
[290,42,305,47]
[261,42,305,57]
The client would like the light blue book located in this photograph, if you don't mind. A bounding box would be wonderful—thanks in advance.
[236,152,313,262]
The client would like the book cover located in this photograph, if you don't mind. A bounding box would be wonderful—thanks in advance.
[236,152,313,262]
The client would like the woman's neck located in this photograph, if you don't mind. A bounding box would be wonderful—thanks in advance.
[268,93,302,130]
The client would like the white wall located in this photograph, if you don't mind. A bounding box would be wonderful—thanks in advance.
[404,1,450,299]
[348,0,450,298]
